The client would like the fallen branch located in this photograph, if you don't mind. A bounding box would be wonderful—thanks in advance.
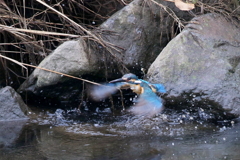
[36,0,106,47]
[0,54,101,86]
[149,0,185,28]
[0,24,81,37]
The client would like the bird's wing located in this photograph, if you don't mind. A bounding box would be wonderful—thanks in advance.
[151,84,166,93]
[129,84,164,117]
[138,79,166,93]
[89,82,124,101]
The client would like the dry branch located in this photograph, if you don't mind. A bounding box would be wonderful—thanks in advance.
[0,54,101,86]
[0,24,81,37]
[36,0,106,47]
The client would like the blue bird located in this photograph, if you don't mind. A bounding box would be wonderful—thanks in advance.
[109,73,166,94]
[129,80,165,117]
[90,73,166,117]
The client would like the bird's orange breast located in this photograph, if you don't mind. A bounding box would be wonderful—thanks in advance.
[129,84,143,95]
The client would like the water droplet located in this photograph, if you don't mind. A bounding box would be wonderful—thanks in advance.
[96,107,99,112]
[94,124,99,127]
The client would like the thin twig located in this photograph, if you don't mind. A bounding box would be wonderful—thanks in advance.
[0,54,101,86]
[36,0,106,47]
[119,89,125,110]
[0,24,81,37]
[0,54,27,72]
[78,81,85,111]
[149,0,184,28]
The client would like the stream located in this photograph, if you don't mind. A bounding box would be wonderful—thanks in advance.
[0,107,239,160]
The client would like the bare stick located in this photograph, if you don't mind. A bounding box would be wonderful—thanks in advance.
[0,54,101,86]
[36,0,106,47]
[0,24,81,37]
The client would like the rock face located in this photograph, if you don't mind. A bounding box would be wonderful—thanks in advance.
[0,86,29,121]
[27,38,99,88]
[147,13,240,116]
[99,0,191,72]
[18,38,100,107]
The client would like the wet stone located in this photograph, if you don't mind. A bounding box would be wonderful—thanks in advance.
[0,86,29,121]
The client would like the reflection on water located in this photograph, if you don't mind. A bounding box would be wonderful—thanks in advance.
[0,110,239,160]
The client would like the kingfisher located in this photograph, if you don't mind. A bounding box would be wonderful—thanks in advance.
[90,73,166,117]
[109,73,166,94]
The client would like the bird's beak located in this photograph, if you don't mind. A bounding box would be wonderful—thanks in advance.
[109,78,126,83]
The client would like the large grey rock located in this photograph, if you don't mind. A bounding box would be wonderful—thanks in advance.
[99,0,191,72]
[0,86,29,121]
[31,38,98,88]
[17,39,100,107]
[147,13,240,116]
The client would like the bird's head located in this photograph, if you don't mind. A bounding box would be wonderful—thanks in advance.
[109,73,143,94]
[109,73,141,84]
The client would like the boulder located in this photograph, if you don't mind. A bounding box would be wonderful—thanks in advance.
[0,86,30,121]
[99,0,191,73]
[17,38,100,107]
[147,13,240,116]
[22,38,99,89]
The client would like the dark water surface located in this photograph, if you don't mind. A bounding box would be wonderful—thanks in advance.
[0,110,239,160]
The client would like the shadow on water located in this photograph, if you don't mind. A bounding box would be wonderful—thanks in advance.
[0,107,239,160]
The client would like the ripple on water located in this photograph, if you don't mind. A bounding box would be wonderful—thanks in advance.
[63,113,221,138]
